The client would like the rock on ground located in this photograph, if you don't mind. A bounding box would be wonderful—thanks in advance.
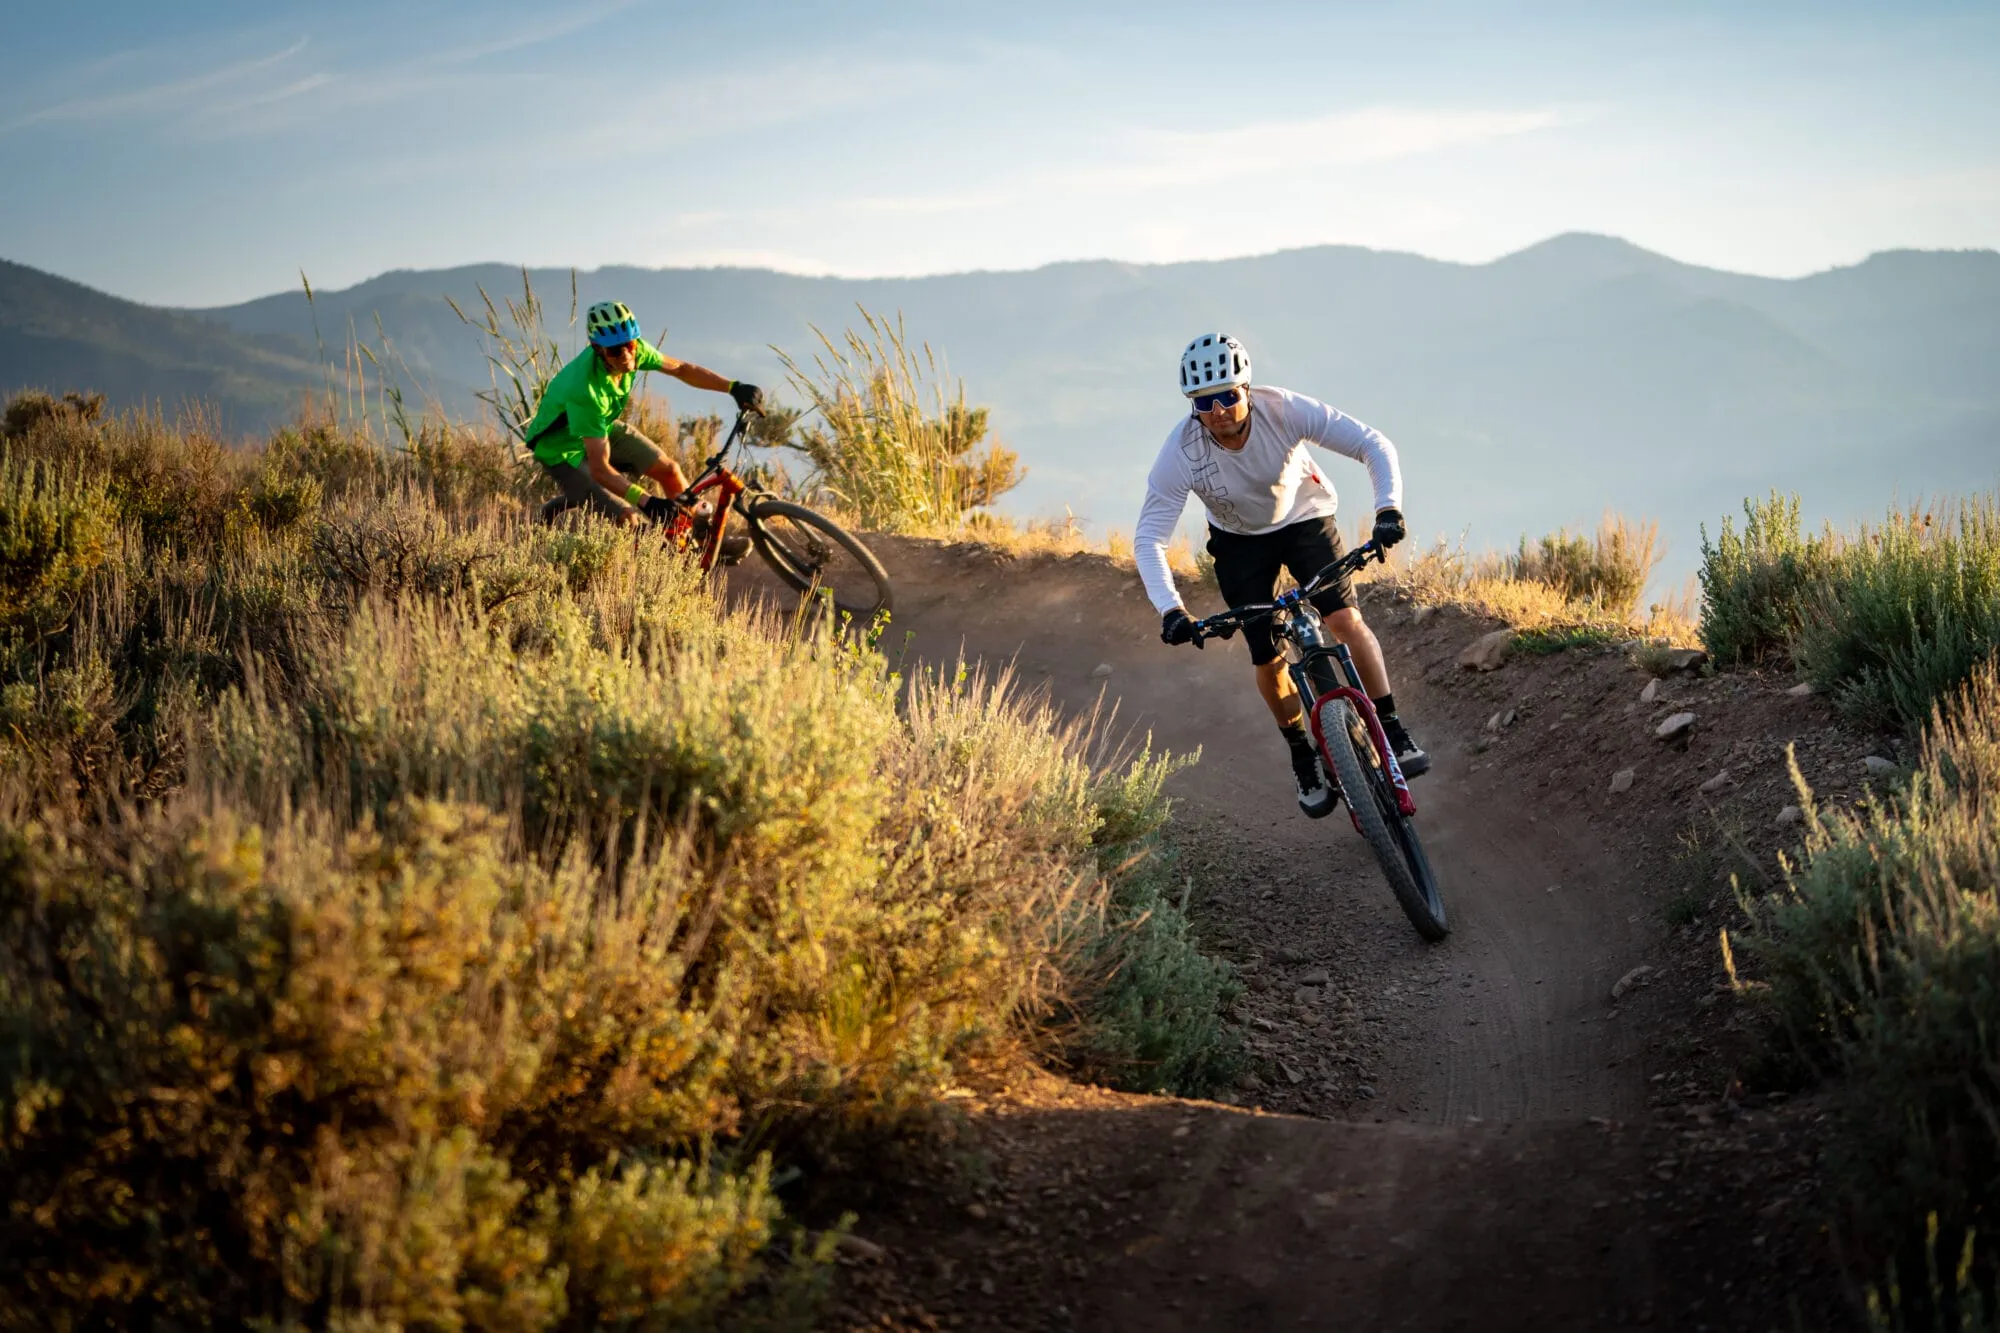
[1655,712,1697,741]
[1458,629,1515,672]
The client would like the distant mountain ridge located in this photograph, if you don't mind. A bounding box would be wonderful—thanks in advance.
[0,258,324,431]
[4,236,1996,576]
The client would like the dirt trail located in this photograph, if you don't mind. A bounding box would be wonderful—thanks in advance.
[729,540,1767,1330]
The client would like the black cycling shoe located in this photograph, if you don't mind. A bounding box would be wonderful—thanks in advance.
[1381,715,1431,779]
[691,514,753,566]
[1290,741,1339,819]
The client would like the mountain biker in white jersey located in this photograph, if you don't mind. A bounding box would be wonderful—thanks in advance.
[1136,333,1431,818]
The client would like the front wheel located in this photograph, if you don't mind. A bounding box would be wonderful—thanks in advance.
[1318,697,1450,941]
[740,497,894,620]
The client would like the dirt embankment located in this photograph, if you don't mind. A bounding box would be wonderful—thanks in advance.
[729,537,1884,1332]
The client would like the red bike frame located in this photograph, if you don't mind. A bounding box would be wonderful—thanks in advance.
[665,465,746,572]
[1306,686,1417,821]
[656,413,753,572]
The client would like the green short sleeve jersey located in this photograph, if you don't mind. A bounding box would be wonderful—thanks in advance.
[523,339,671,466]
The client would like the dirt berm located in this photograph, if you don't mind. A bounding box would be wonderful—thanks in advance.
[730,536,1871,1332]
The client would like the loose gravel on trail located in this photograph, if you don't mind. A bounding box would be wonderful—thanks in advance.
[726,538,1861,1331]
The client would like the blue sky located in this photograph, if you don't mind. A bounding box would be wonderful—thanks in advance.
[2,0,1995,306]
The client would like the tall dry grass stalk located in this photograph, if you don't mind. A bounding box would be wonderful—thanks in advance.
[448,266,579,442]
[777,308,1023,531]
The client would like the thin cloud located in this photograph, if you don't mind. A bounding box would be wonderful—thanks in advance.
[1126,106,1573,182]
[841,105,1575,218]
[429,1,639,66]
[202,74,335,118]
[645,50,967,140]
[1,37,310,134]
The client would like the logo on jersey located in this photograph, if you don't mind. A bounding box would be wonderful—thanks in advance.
[1179,420,1242,527]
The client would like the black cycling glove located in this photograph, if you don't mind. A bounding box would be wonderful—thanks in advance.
[729,381,764,413]
[640,494,681,524]
[1372,507,1407,550]
[1161,607,1197,646]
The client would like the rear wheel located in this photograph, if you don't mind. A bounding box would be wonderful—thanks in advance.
[741,497,894,620]
[1317,697,1450,941]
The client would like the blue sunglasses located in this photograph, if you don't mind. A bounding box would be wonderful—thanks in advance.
[1190,387,1244,412]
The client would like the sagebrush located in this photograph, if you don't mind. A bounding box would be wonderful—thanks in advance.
[1741,659,2000,1319]
[0,391,1233,1329]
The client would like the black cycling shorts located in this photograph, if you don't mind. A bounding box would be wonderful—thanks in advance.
[1207,516,1356,666]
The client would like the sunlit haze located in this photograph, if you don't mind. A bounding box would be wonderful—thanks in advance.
[3,0,1996,305]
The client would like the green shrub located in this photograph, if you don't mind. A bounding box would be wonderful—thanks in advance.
[556,1155,794,1330]
[1053,745,1243,1097]
[1796,497,2000,731]
[0,456,113,642]
[1698,492,1842,665]
[266,421,390,501]
[403,423,540,514]
[0,389,105,441]
[0,799,802,1330]
[1742,659,2000,1309]
[1515,624,1621,655]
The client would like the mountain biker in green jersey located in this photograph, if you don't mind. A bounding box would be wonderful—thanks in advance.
[1137,333,1430,819]
[523,299,760,551]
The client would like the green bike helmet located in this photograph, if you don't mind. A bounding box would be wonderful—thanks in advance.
[586,300,641,347]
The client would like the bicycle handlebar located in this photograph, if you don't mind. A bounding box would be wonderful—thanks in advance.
[1186,540,1386,647]
[697,409,756,475]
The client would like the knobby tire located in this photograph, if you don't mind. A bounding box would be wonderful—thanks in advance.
[1318,697,1450,941]
[742,497,894,619]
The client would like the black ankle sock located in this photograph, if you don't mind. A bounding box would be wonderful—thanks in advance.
[1280,719,1312,750]
[1372,693,1398,720]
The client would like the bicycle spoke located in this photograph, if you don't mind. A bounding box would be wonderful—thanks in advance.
[745,500,893,619]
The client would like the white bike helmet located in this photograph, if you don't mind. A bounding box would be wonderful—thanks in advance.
[1179,333,1251,396]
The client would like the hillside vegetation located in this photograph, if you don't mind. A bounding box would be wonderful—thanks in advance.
[1693,490,2000,1319]
[0,391,1236,1330]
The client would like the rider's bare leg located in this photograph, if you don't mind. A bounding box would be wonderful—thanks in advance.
[1255,659,1304,727]
[1325,607,1391,698]
[643,458,688,498]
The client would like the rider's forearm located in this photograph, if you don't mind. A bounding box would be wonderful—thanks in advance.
[667,362,734,395]
[1135,483,1189,613]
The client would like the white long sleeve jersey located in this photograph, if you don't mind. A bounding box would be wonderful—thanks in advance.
[1135,385,1403,614]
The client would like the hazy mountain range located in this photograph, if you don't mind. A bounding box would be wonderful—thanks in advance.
[4,236,1996,581]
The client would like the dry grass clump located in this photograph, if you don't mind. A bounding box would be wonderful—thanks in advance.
[889,510,1214,599]
[776,308,1023,532]
[1391,512,1691,654]
[1742,659,2000,1320]
[0,389,1236,1327]
[1507,513,1659,617]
